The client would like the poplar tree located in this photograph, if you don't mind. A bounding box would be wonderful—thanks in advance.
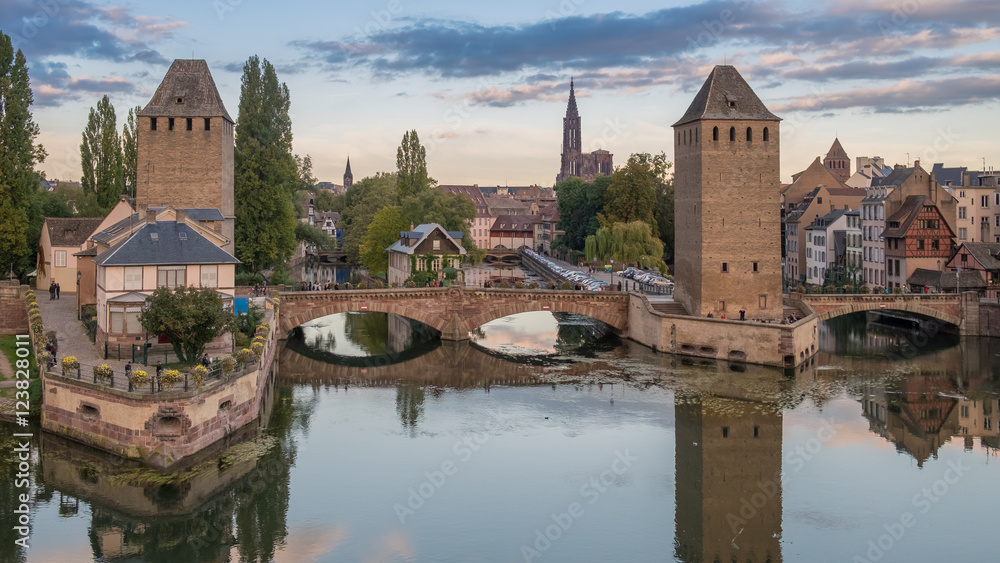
[396,129,431,199]
[80,95,124,209]
[122,105,140,199]
[0,31,45,278]
[234,55,298,272]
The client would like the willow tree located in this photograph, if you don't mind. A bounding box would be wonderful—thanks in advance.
[0,31,45,278]
[585,221,667,274]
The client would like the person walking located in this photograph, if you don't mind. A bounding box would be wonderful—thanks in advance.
[739,308,746,321]
[55,282,60,299]
[49,281,55,300]
[156,361,163,379]
[124,361,132,379]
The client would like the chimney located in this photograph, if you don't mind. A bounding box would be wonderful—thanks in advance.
[146,209,157,224]
[138,203,147,215]
[176,208,186,224]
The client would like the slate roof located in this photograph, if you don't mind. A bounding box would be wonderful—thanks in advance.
[485,197,528,213]
[957,242,1000,270]
[46,218,105,247]
[95,221,240,266]
[673,65,780,127]
[92,208,222,244]
[826,138,849,160]
[74,247,98,257]
[139,59,232,121]
[386,223,466,255]
[872,167,915,188]
[882,195,926,238]
[907,268,986,290]
[107,292,150,303]
[931,163,966,187]
[491,214,541,232]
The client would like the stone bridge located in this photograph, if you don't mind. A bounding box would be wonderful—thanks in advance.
[277,287,629,341]
[795,292,982,334]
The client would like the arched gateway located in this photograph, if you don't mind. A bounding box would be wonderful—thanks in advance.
[278,287,629,341]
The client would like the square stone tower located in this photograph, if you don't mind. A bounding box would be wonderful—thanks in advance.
[136,60,235,252]
[672,66,782,319]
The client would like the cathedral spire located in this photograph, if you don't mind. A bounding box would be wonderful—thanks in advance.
[566,77,579,117]
[343,156,353,189]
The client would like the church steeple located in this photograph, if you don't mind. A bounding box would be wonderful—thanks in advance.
[566,77,579,117]
[562,78,581,155]
[343,156,353,189]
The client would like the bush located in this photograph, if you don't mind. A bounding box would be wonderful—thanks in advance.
[794,284,806,294]
[809,285,822,294]
[160,369,182,390]
[498,280,512,289]
[356,280,369,289]
[373,280,385,289]
[235,331,249,349]
[192,365,208,388]
[237,348,253,364]
[235,271,264,287]
[130,369,150,388]
[251,335,265,346]
[514,281,526,289]
[251,340,264,357]
[61,356,78,376]
[546,281,557,290]
[560,281,572,290]
[37,350,52,368]
[893,286,904,294]
[528,281,540,289]
[342,282,353,290]
[405,281,416,288]
[93,364,112,383]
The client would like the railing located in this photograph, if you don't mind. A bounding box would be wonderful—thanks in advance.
[46,358,258,394]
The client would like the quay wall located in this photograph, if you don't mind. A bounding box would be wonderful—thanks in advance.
[627,293,818,368]
[41,311,278,469]
[981,303,1000,337]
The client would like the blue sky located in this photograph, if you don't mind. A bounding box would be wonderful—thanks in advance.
[4,0,999,186]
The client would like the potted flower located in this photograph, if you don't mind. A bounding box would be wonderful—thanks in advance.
[251,340,264,358]
[130,369,150,388]
[220,354,238,374]
[61,356,79,376]
[160,369,181,390]
[192,365,209,388]
[236,348,253,364]
[93,363,113,383]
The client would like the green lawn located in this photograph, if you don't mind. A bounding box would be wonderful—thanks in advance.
[0,334,37,403]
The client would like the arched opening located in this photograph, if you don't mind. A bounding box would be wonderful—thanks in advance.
[817,310,959,357]
[746,127,752,141]
[763,127,769,142]
[156,416,181,434]
[79,404,99,422]
[713,126,719,141]
[729,127,735,142]
[290,312,441,366]
[470,311,619,358]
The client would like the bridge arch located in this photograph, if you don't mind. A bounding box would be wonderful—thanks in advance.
[278,288,629,341]
[799,295,962,329]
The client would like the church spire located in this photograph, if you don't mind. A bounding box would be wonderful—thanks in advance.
[343,156,353,189]
[566,77,579,117]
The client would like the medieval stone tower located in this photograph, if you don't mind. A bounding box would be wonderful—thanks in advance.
[343,156,353,189]
[672,65,782,319]
[823,138,851,182]
[136,59,235,251]
[556,79,613,183]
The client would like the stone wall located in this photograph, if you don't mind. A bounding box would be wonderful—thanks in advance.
[980,303,1000,337]
[0,283,28,335]
[627,293,817,368]
[42,317,277,469]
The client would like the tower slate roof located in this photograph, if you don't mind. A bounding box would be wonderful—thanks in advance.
[344,157,352,178]
[673,65,780,126]
[139,59,232,121]
[826,138,849,160]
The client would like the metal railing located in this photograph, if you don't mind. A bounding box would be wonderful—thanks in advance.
[47,357,259,395]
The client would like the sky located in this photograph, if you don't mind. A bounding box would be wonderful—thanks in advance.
[3,0,999,186]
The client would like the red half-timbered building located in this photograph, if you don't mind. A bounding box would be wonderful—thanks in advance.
[883,195,956,290]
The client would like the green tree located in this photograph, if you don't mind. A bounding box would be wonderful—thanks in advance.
[80,95,124,209]
[359,205,409,275]
[0,31,46,278]
[234,55,298,272]
[294,153,317,192]
[585,221,667,274]
[555,175,608,251]
[121,105,140,199]
[602,153,670,235]
[399,187,480,260]
[313,189,344,213]
[294,222,333,251]
[396,129,431,199]
[654,175,675,264]
[341,172,398,263]
[140,286,236,365]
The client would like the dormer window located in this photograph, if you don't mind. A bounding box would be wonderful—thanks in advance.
[176,97,184,104]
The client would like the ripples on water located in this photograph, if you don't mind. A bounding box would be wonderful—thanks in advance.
[4,312,999,562]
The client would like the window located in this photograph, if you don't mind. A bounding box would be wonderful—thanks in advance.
[158,266,186,288]
[54,250,66,267]
[959,207,967,219]
[916,240,924,250]
[995,215,1000,227]
[763,127,769,142]
[752,262,758,272]
[983,195,990,208]
[110,309,124,333]
[125,308,142,334]
[721,262,728,273]
[150,117,157,130]
[432,240,441,250]
[729,127,735,142]
[124,266,143,290]
[176,96,184,104]
[931,239,939,250]
[186,118,193,131]
[759,294,767,309]
[959,227,967,240]
[746,127,752,141]
[200,265,218,288]
[168,117,175,130]
[204,118,211,131]
[817,197,823,204]
[722,426,729,438]
[713,126,719,141]
[995,193,1000,206]
[959,190,966,198]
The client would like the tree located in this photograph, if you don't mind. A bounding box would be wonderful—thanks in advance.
[341,172,398,263]
[359,205,409,275]
[234,55,298,272]
[294,222,333,251]
[399,187,480,259]
[396,129,432,199]
[122,105,140,199]
[654,173,675,264]
[0,31,46,278]
[140,286,235,365]
[602,153,670,236]
[313,189,344,213]
[556,175,608,251]
[294,154,317,192]
[584,221,667,274]
[80,95,124,209]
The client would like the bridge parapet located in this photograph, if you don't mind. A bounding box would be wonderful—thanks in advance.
[794,292,978,334]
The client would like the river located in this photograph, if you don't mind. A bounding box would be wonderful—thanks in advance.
[2,311,998,562]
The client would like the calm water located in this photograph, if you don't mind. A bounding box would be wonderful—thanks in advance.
[2,312,999,563]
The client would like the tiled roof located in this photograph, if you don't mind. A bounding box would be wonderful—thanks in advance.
[139,59,232,121]
[907,268,986,289]
[673,65,780,127]
[958,242,1000,270]
[826,138,849,160]
[73,247,99,257]
[45,217,105,247]
[882,195,926,238]
[95,221,239,266]
[872,167,915,188]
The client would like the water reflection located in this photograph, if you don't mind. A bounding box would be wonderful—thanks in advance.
[5,315,1000,562]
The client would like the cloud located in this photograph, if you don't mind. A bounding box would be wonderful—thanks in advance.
[770,76,1000,113]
